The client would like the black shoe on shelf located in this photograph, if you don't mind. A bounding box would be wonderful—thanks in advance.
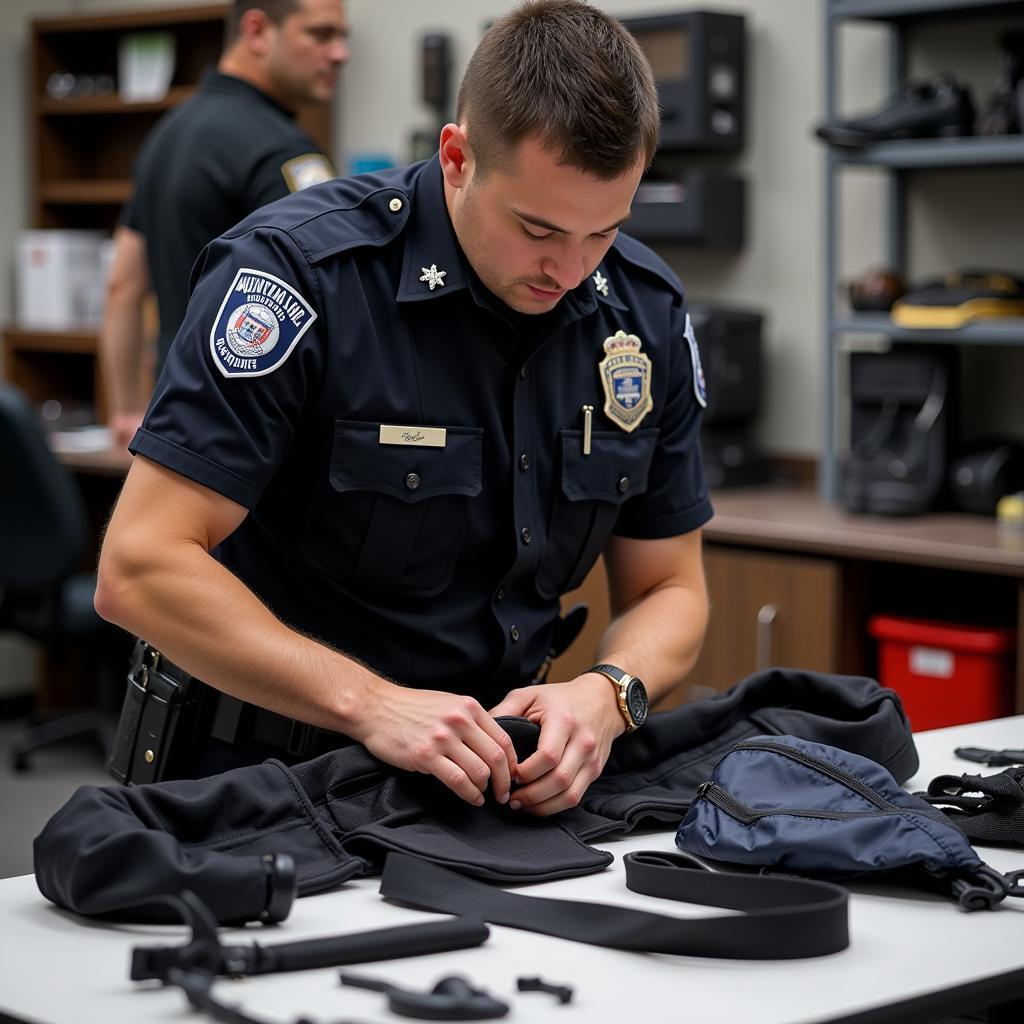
[815,74,975,148]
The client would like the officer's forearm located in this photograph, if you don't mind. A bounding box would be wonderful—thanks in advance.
[100,282,147,417]
[95,533,384,735]
[592,578,708,707]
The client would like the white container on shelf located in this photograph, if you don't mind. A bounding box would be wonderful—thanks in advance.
[15,230,107,330]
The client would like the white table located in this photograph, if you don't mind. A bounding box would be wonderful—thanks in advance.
[1,718,1023,1024]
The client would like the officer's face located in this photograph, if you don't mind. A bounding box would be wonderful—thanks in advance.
[443,131,643,314]
[267,0,349,106]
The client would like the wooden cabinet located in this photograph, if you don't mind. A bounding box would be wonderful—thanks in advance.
[687,547,843,699]
[4,3,331,416]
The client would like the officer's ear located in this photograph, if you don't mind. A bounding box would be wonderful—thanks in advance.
[439,123,474,189]
[237,7,277,57]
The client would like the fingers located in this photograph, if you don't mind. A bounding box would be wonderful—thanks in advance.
[488,688,531,719]
[405,696,517,806]
[472,713,517,804]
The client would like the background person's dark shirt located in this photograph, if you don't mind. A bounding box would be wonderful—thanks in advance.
[122,70,333,372]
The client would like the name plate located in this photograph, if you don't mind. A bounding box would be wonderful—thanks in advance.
[379,424,447,448]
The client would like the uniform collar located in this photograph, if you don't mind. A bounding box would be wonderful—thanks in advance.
[200,69,297,120]
[395,157,621,324]
[396,156,470,303]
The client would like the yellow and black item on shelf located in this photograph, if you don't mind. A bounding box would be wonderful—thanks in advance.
[891,270,1024,329]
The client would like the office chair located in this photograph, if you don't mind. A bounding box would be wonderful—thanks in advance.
[0,382,119,770]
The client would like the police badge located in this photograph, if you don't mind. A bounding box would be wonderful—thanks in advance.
[598,330,653,432]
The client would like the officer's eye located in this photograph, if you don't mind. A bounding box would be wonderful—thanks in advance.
[520,224,553,242]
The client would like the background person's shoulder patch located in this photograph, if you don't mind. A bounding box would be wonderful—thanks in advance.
[209,268,317,379]
[281,153,335,192]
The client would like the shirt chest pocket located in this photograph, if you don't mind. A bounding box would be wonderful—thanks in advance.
[302,420,483,598]
[535,428,659,599]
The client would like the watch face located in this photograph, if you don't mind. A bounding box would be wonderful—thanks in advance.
[625,678,649,727]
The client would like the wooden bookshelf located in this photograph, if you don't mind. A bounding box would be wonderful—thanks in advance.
[4,2,332,420]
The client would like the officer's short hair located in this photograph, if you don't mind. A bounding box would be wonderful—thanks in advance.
[227,0,300,39]
[456,0,659,181]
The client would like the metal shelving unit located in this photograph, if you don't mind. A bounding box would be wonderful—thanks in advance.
[821,0,1024,498]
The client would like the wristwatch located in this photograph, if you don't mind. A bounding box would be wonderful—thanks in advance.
[588,663,649,732]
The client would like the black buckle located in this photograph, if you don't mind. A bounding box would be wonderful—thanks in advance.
[950,864,1012,911]
[286,720,312,757]
[133,643,162,690]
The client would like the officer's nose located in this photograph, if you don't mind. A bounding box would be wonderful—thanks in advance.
[331,39,350,65]
[541,253,586,294]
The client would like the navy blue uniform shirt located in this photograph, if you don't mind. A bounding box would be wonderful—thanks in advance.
[132,157,712,705]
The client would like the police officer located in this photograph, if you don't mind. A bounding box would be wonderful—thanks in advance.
[100,0,349,449]
[96,0,712,817]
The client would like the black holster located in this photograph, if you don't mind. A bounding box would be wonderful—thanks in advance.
[108,640,213,785]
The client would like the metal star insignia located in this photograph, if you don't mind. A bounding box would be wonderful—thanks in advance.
[592,271,609,297]
[419,264,447,291]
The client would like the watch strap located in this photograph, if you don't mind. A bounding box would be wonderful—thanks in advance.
[587,663,639,731]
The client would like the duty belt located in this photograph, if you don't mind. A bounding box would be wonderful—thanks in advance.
[134,642,347,759]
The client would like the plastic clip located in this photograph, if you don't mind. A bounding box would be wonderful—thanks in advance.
[950,864,1010,911]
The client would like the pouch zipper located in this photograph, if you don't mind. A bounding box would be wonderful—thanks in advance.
[696,780,894,825]
[730,739,892,811]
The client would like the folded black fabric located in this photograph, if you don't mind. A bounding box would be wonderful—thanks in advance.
[34,669,917,923]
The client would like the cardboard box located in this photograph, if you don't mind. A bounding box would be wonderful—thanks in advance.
[16,230,107,329]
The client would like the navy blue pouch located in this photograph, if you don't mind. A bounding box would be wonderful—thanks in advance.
[677,735,1024,911]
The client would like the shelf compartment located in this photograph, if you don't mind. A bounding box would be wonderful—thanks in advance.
[834,136,1024,168]
[38,180,132,204]
[38,86,193,115]
[832,313,1024,344]
[4,328,100,354]
[831,0,1024,21]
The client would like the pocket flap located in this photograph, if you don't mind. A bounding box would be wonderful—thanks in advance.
[330,421,482,503]
[560,428,659,503]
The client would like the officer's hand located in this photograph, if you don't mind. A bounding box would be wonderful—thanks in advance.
[489,674,623,817]
[110,411,144,450]
[356,685,517,807]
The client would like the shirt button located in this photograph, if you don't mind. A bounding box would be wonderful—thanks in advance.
[510,624,521,642]
[389,197,403,213]
[519,453,530,471]
[405,472,421,490]
[618,476,630,494]
[496,588,505,603]
[520,526,532,545]
[519,366,528,380]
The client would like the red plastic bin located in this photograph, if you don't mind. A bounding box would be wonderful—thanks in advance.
[868,615,1016,731]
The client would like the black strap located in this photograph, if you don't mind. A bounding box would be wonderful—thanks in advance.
[919,767,1024,847]
[379,850,849,960]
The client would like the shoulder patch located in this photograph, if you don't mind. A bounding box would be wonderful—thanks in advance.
[281,153,335,192]
[209,268,317,379]
[684,314,707,408]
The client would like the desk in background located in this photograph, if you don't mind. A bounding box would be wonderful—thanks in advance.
[0,717,1022,1024]
[552,487,1024,715]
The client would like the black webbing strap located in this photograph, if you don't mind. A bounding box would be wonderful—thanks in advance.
[920,767,1024,847]
[380,850,849,960]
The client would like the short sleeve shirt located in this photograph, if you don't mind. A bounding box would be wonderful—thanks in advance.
[132,157,712,704]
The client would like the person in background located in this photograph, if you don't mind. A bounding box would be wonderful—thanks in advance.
[101,0,349,449]
[96,0,711,815]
